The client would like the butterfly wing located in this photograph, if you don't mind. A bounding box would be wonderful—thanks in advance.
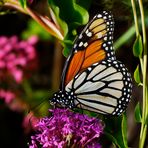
[65,59,132,115]
[59,11,132,115]
[61,11,115,89]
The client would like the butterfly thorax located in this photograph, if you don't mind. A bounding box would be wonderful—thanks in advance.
[51,91,76,109]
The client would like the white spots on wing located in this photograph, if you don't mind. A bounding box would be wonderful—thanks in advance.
[103,16,107,19]
[74,44,77,48]
[104,36,107,41]
[108,41,112,44]
[74,50,78,53]
[107,53,110,57]
[87,32,92,37]
[79,34,83,39]
[113,61,117,64]
[105,47,109,50]
[85,29,89,34]
[107,22,110,25]
[74,72,87,89]
[93,63,98,66]
[88,67,92,71]
[79,42,83,47]
[103,43,106,47]
[126,98,129,102]
[110,28,113,31]
[97,14,102,18]
[122,67,126,71]
[75,81,105,94]
[83,42,88,47]
[93,67,117,81]
[87,64,106,80]
[109,15,112,18]
[111,21,114,25]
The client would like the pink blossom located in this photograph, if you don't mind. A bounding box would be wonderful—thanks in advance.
[23,112,40,133]
[0,89,15,103]
[0,35,38,83]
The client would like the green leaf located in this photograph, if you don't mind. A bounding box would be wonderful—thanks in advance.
[48,1,68,37]
[134,102,142,122]
[133,34,143,57]
[122,114,128,148]
[48,0,90,55]
[19,0,27,8]
[134,65,141,84]
[104,115,128,148]
[62,39,73,57]
[48,0,89,26]
[105,132,121,148]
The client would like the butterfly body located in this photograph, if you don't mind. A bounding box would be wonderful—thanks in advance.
[51,11,132,116]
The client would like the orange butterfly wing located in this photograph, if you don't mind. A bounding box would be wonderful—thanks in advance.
[61,11,114,88]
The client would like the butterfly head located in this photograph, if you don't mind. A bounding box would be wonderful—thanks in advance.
[50,91,76,109]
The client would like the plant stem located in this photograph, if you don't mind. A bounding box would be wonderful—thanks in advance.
[131,0,147,147]
[4,0,64,40]
[138,0,148,147]
[131,0,139,36]
[131,0,143,73]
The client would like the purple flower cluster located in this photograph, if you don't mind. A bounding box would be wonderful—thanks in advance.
[0,35,38,83]
[29,108,104,148]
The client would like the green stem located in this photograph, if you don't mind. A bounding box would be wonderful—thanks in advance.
[4,0,64,40]
[131,0,139,36]
[131,0,144,74]
[138,0,148,147]
[131,0,147,147]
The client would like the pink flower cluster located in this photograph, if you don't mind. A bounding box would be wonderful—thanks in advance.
[0,35,38,104]
[0,89,15,103]
[0,35,38,83]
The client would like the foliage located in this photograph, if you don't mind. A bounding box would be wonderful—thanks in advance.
[48,0,90,56]
[104,115,128,148]
[0,0,147,148]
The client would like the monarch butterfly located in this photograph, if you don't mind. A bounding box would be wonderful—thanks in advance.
[51,11,132,116]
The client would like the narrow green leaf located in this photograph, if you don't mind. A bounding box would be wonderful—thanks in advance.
[122,114,128,148]
[19,0,27,8]
[104,116,128,148]
[105,132,121,148]
[134,65,141,84]
[134,102,142,122]
[133,34,143,57]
